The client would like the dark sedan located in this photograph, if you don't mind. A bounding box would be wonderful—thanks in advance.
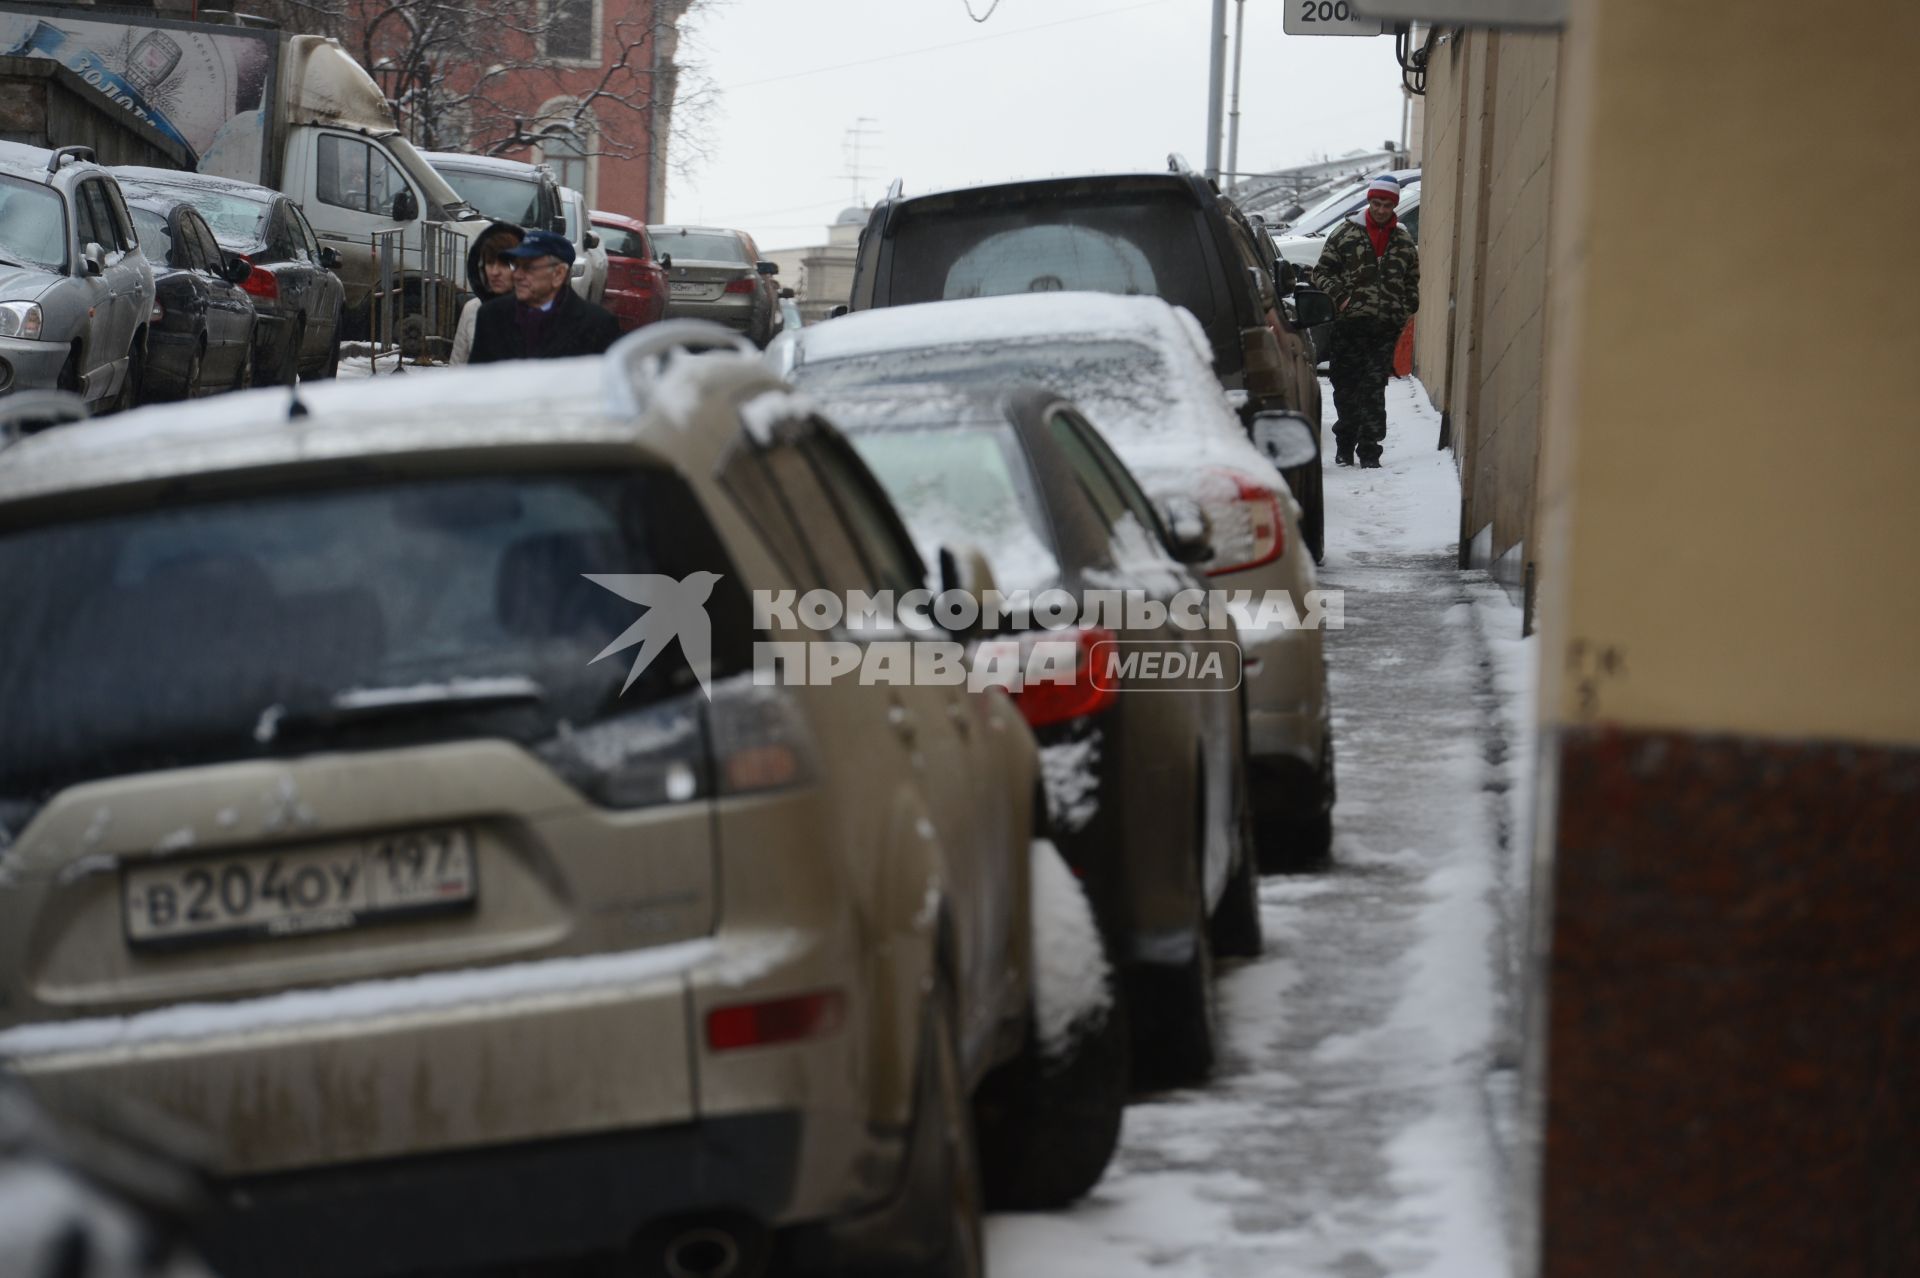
[815,381,1261,1087]
[115,167,345,384]
[124,194,256,401]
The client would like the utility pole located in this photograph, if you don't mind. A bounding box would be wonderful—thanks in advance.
[843,118,880,209]
[1225,0,1247,188]
[1205,0,1227,181]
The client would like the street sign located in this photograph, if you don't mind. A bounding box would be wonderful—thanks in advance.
[1351,0,1566,26]
[1283,0,1386,36]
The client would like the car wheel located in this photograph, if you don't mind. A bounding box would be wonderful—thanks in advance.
[894,975,983,1278]
[278,321,303,385]
[1208,764,1264,959]
[1257,734,1336,874]
[1297,458,1326,564]
[974,844,1128,1209]
[1133,812,1218,1088]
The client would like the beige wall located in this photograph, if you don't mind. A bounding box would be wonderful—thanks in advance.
[1535,0,1920,745]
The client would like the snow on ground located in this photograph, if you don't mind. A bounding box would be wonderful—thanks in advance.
[990,375,1538,1276]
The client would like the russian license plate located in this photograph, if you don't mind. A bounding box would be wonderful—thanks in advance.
[669,281,711,297]
[123,827,477,948]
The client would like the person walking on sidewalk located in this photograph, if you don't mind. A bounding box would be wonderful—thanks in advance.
[1313,174,1420,469]
[469,230,621,364]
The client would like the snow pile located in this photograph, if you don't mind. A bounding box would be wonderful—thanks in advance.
[736,387,817,445]
[1039,733,1101,834]
[1028,838,1112,1062]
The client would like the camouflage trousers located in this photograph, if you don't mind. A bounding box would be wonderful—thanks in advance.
[1328,316,1403,463]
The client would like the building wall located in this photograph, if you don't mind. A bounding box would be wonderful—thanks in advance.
[1526,1,1920,1275]
[1415,28,1559,601]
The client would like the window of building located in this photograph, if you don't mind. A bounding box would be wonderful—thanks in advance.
[538,125,589,197]
[544,0,597,62]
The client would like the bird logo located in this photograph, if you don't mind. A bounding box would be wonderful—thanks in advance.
[584,571,723,698]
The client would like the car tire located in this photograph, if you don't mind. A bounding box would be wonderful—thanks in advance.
[974,854,1128,1210]
[893,976,984,1278]
[1296,458,1326,564]
[1209,772,1264,960]
[1132,836,1218,1088]
[1256,734,1336,874]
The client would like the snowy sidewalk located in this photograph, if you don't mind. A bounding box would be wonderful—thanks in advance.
[990,377,1537,1276]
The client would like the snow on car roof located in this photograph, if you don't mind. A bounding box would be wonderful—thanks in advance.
[422,151,549,178]
[111,165,276,203]
[0,349,780,508]
[794,292,1213,369]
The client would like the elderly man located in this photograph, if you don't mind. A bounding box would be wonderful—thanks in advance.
[1312,174,1420,469]
[469,229,621,364]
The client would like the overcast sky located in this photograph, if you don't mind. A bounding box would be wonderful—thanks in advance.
[663,0,1411,251]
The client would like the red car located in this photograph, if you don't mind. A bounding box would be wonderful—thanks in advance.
[589,211,669,332]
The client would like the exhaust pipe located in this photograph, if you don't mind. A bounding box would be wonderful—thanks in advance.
[663,1225,743,1278]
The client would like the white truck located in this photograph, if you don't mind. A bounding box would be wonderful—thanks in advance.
[0,3,487,337]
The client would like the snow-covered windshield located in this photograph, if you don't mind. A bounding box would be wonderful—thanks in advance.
[846,419,1059,593]
[0,176,67,273]
[0,470,751,799]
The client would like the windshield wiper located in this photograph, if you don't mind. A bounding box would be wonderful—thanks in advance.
[258,676,546,743]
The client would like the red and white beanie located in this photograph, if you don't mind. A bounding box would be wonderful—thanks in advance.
[1367,174,1401,206]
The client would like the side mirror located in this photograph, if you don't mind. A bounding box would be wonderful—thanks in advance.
[584,231,601,250]
[222,255,253,286]
[1273,258,1298,294]
[1292,287,1336,328]
[1251,411,1320,471]
[318,246,342,271]
[1158,496,1213,565]
[1246,264,1276,312]
[83,243,107,276]
[936,544,998,638]
[756,261,778,276]
[390,188,419,222]
[571,260,586,278]
[659,252,672,270]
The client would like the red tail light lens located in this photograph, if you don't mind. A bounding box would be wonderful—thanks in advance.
[706,991,846,1051]
[1008,627,1119,728]
[239,258,278,301]
[1203,471,1286,575]
[723,276,755,295]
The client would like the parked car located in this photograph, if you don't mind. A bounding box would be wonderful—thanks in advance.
[558,186,607,305]
[123,193,258,401]
[115,167,346,384]
[844,158,1335,561]
[650,225,783,347]
[422,151,565,235]
[591,210,670,332]
[0,326,1123,1278]
[0,142,154,413]
[816,380,1263,1083]
[776,291,1337,868]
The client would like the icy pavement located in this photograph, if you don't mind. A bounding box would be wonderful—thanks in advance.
[989,376,1539,1276]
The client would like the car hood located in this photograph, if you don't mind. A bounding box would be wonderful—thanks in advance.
[0,265,59,304]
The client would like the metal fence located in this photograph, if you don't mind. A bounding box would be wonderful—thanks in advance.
[366,225,466,374]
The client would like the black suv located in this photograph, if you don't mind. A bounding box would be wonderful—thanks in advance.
[845,157,1337,559]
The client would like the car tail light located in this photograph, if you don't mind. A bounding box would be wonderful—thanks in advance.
[149,299,164,323]
[534,679,819,809]
[239,258,278,301]
[1005,627,1119,729]
[1240,324,1287,397]
[706,991,845,1052]
[723,276,755,295]
[1201,470,1286,575]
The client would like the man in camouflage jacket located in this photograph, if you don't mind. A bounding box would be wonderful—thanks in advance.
[1311,174,1420,468]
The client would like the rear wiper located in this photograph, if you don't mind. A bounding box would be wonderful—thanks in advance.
[258,676,545,742]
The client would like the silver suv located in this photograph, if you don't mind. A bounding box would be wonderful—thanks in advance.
[0,326,1124,1277]
[0,142,155,411]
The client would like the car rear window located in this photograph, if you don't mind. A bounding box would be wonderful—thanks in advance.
[129,207,174,263]
[883,190,1218,320]
[0,469,752,800]
[130,185,271,247]
[649,230,748,264]
[597,225,650,259]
